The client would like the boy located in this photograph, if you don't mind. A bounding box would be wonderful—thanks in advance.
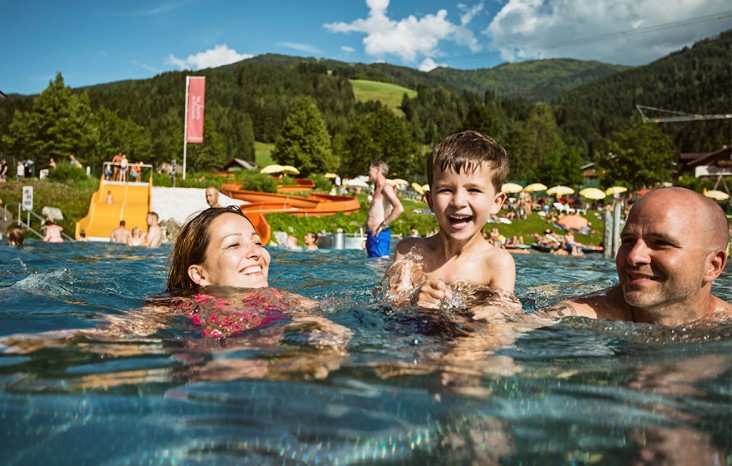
[383,130,516,310]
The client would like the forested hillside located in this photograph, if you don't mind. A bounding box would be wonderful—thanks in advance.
[429,59,628,102]
[0,30,729,191]
[556,29,732,156]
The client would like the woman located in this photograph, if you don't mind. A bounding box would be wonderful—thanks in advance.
[164,206,350,343]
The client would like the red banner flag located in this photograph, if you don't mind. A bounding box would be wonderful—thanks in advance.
[186,76,206,143]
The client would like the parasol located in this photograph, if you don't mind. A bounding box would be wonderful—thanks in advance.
[557,214,589,230]
[579,187,606,200]
[605,186,628,196]
[547,185,575,196]
[501,183,524,194]
[523,183,547,193]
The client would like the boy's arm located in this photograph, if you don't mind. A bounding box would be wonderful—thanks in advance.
[489,249,516,293]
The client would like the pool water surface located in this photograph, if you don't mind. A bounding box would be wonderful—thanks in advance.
[0,241,730,465]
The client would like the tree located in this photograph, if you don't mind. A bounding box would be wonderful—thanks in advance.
[340,105,420,178]
[186,115,228,173]
[2,73,96,167]
[597,116,677,189]
[271,96,336,176]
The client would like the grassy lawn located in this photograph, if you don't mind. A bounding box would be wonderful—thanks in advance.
[350,79,417,116]
[1,171,605,249]
[255,141,275,167]
[266,194,605,247]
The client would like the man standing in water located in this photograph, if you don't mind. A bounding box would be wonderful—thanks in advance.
[547,187,731,325]
[365,160,404,258]
[144,212,163,248]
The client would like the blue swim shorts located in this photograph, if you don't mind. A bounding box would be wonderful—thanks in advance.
[366,228,391,258]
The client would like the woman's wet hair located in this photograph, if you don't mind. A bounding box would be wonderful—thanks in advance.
[166,206,252,293]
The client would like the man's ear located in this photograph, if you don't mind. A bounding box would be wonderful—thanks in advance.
[492,191,507,214]
[704,249,727,283]
[188,265,209,287]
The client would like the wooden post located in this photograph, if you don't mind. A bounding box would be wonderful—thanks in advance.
[603,208,613,259]
[612,202,622,257]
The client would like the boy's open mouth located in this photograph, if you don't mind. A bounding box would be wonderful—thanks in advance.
[448,214,473,228]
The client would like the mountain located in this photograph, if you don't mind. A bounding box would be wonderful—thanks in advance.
[555,29,732,155]
[429,59,629,102]
[227,53,627,104]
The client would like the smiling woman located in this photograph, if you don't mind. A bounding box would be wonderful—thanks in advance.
[168,206,271,292]
[162,206,354,340]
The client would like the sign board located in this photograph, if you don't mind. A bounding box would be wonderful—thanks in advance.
[22,186,33,211]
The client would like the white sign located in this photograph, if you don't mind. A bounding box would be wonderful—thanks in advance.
[22,186,33,211]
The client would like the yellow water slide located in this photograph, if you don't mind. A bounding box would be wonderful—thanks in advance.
[76,168,152,241]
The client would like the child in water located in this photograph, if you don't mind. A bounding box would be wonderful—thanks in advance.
[380,130,518,315]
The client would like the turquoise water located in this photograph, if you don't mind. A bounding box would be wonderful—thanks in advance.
[0,241,730,465]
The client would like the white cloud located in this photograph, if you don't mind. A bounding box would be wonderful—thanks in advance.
[278,42,322,55]
[486,0,732,65]
[324,0,483,64]
[419,57,448,72]
[166,44,252,70]
[341,45,356,53]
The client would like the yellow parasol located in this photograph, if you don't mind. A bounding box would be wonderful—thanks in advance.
[579,187,607,200]
[523,183,548,193]
[605,186,628,196]
[546,185,575,196]
[704,189,730,201]
[501,182,524,194]
[411,182,425,195]
[260,164,300,175]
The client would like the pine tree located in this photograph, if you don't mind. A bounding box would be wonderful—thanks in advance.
[271,96,335,176]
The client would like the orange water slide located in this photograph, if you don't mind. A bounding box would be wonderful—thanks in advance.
[76,180,151,241]
[222,182,360,216]
[221,182,360,246]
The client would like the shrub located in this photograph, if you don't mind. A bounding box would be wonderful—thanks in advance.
[46,164,91,183]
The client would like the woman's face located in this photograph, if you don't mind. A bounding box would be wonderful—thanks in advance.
[189,213,270,288]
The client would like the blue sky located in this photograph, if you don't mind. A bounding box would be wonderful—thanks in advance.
[2,0,731,95]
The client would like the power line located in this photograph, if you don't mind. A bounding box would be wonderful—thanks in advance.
[443,11,732,64]
[541,11,732,49]
[636,104,732,123]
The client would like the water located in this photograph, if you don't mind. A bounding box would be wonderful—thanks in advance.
[0,241,730,465]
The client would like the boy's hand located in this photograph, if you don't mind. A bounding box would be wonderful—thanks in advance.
[413,278,452,309]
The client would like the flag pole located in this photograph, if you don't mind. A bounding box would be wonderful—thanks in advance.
[182,75,189,180]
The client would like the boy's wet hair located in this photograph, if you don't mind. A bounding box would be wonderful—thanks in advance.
[427,130,509,191]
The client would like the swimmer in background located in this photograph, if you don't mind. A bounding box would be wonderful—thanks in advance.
[303,231,319,251]
[205,186,223,208]
[6,224,26,246]
[110,220,131,243]
[43,220,64,243]
[143,212,162,248]
[380,130,517,314]
[126,227,143,247]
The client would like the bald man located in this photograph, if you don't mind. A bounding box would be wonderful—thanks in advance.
[205,186,223,208]
[547,187,731,326]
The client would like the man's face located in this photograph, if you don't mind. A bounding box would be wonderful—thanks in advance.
[205,188,219,207]
[616,194,713,311]
[368,165,379,182]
